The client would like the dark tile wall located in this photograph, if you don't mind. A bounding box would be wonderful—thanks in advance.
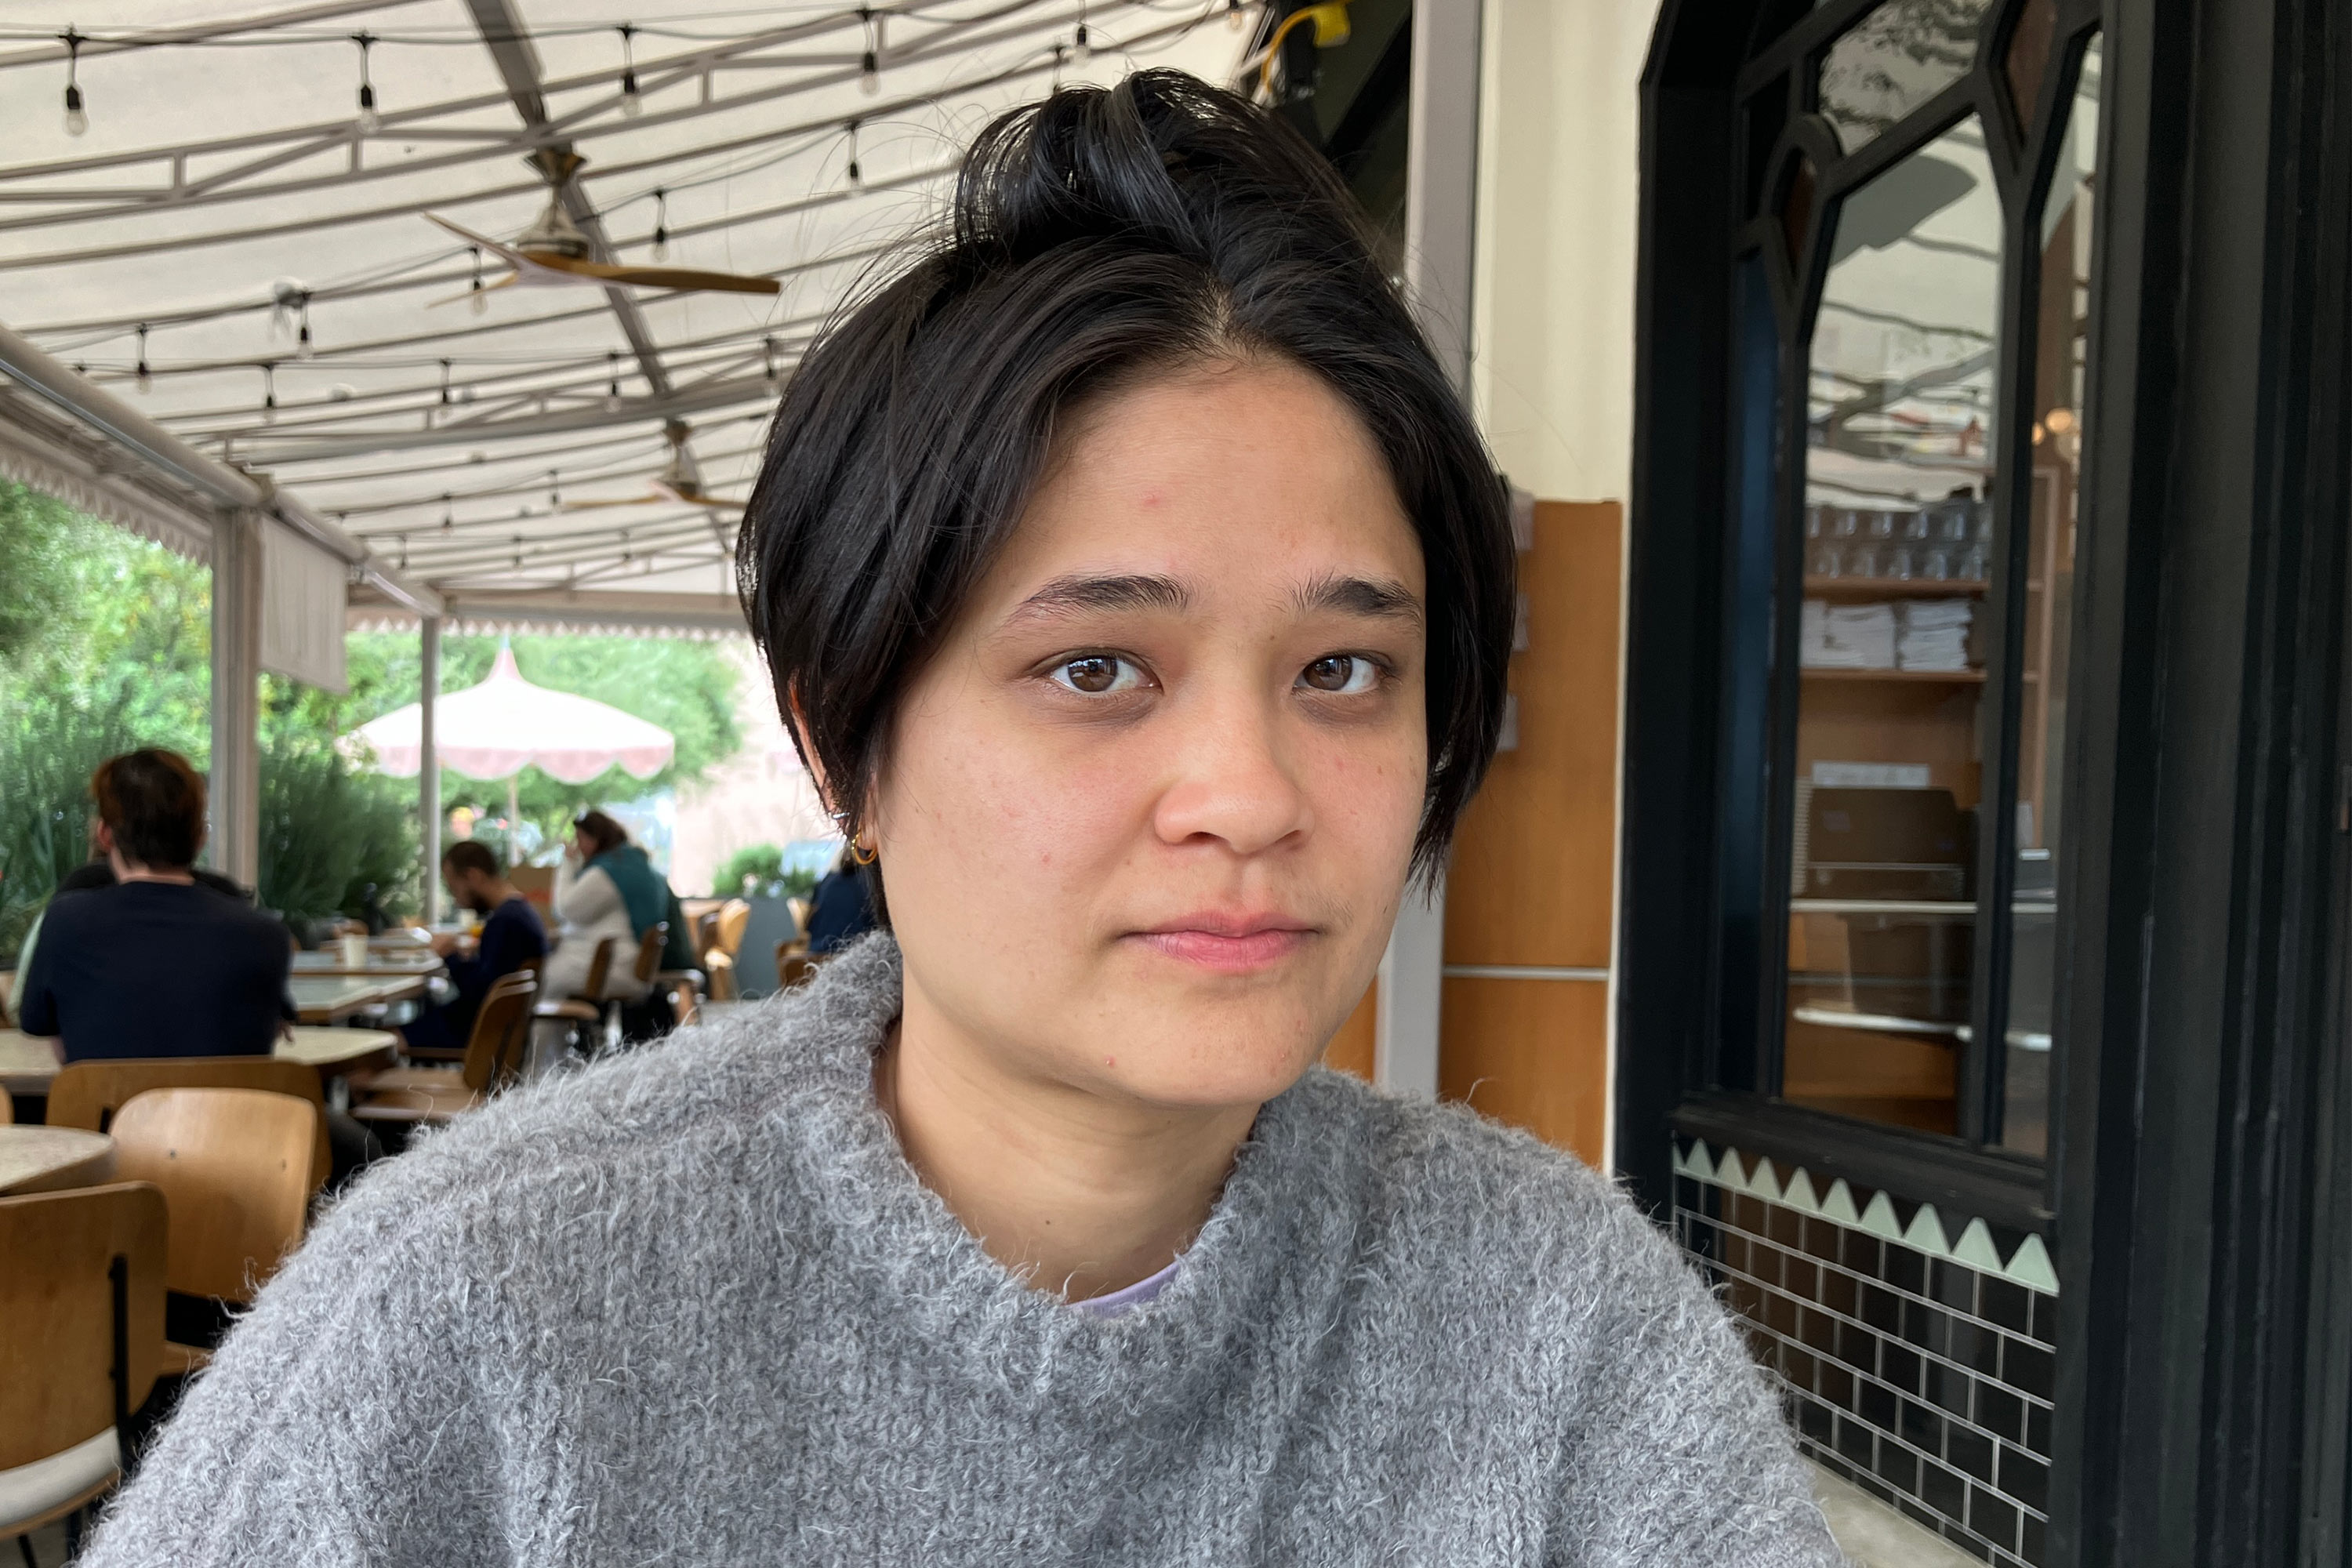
[1671,1140,2056,1566]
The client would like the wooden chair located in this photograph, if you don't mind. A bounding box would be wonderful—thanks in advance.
[350,971,538,1127]
[1,1089,11,1126]
[714,898,751,956]
[0,1184,167,1546]
[0,971,13,1028]
[49,1058,332,1194]
[108,1088,319,1375]
[775,941,818,993]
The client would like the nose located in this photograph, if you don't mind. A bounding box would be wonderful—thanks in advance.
[1149,686,1314,858]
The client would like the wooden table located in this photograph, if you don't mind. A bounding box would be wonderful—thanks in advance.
[289,974,430,1023]
[0,1126,115,1195]
[0,1027,401,1098]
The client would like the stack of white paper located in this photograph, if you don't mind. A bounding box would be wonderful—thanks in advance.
[1800,600,1897,669]
[1896,600,1973,672]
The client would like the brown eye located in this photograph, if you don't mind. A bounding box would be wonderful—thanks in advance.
[1051,655,1141,695]
[1301,655,1376,694]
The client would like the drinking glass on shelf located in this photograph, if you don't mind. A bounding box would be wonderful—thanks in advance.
[1889,544,1917,581]
[1900,509,1931,543]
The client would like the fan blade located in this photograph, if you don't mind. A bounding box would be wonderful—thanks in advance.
[675,490,748,511]
[559,495,667,510]
[424,213,531,270]
[563,260,784,296]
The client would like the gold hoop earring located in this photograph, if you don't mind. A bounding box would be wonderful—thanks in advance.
[850,834,878,867]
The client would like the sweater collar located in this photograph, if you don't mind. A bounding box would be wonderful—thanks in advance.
[762,932,1364,1409]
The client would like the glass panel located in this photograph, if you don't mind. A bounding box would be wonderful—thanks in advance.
[1784,117,2001,1134]
[2001,33,2100,1157]
[1819,0,1996,153]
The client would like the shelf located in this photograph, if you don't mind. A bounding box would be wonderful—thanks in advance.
[1803,577,1987,599]
[1800,666,1986,684]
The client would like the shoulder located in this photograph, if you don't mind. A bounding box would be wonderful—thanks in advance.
[1275,1068,1710,1329]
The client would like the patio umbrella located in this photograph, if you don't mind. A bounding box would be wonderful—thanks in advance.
[345,645,674,858]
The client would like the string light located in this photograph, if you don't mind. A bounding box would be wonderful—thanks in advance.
[134,324,151,394]
[437,358,452,408]
[441,492,454,529]
[844,118,862,187]
[296,292,314,359]
[260,361,277,423]
[513,533,524,569]
[652,188,670,260]
[60,27,88,136]
[397,534,408,571]
[468,245,487,315]
[604,350,623,412]
[352,32,380,136]
[618,24,643,117]
[763,335,779,385]
[858,7,881,97]
[1073,1,1091,62]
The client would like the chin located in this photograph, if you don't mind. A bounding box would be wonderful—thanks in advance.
[1082,995,1334,1109]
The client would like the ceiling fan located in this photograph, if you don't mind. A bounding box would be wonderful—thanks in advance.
[428,149,780,301]
[561,423,746,512]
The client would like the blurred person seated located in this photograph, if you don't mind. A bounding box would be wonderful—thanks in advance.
[401,840,546,1056]
[804,842,879,955]
[545,810,669,1004]
[16,750,292,1062]
[7,822,255,1019]
[17,749,383,1187]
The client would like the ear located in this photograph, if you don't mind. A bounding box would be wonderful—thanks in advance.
[92,821,115,855]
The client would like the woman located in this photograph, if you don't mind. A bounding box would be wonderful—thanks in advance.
[84,74,1835,1566]
[543,809,657,1004]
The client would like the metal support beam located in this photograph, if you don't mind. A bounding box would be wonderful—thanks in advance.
[209,510,264,888]
[1375,0,1484,1098]
[0,314,441,615]
[420,615,442,924]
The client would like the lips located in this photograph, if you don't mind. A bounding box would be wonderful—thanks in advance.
[1129,913,1316,973]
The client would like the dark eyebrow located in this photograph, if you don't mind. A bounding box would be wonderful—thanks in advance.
[1004,573,1192,626]
[1292,572,1425,628]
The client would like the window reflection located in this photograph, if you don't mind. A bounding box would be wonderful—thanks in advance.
[1785,118,2001,1134]
[2001,34,2100,1157]
[1818,0,1994,153]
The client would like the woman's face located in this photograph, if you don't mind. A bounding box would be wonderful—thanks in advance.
[872,358,1428,1111]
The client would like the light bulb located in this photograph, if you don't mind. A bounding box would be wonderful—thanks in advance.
[859,52,881,96]
[470,289,488,317]
[64,84,88,136]
[135,364,151,394]
[652,227,670,261]
[1073,21,1091,60]
[357,85,380,136]
[621,71,644,117]
[1225,0,1246,30]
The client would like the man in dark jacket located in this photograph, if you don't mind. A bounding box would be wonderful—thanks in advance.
[401,840,547,1056]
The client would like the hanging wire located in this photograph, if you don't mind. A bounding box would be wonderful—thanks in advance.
[438,358,452,405]
[652,188,670,260]
[844,118,861,186]
[605,350,623,411]
[296,292,314,358]
[468,245,488,315]
[548,470,562,507]
[763,335,779,384]
[617,23,644,116]
[352,32,379,134]
[260,361,278,423]
[1073,0,1090,60]
[858,5,881,96]
[134,323,150,393]
[60,27,88,136]
[441,492,455,528]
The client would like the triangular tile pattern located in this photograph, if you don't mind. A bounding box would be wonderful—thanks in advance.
[1671,1136,2060,1295]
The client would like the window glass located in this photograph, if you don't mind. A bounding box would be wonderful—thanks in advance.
[1818,0,1996,153]
[1784,118,2001,1134]
[2001,34,2100,1157]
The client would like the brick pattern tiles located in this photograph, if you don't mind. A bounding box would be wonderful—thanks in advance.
[1672,1146,2054,1567]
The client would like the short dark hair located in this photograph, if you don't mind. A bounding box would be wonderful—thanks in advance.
[90,749,206,869]
[572,810,628,858]
[737,70,1515,887]
[442,840,500,879]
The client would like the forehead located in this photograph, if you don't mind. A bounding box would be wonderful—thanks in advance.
[980,358,1424,610]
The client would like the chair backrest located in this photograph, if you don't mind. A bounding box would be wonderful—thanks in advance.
[50,1057,330,1194]
[693,910,721,960]
[0,970,13,1027]
[466,971,539,1092]
[669,978,700,1029]
[1,1088,12,1126]
[775,942,817,993]
[715,898,751,955]
[630,921,667,985]
[582,935,617,1000]
[109,1087,318,1305]
[0,1182,167,1472]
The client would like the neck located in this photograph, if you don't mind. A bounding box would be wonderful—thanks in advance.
[480,880,518,909]
[110,848,194,886]
[880,975,1258,1301]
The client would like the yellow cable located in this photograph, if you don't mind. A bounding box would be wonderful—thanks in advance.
[1254,1,1352,97]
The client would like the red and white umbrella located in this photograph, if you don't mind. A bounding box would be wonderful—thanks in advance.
[347,645,674,784]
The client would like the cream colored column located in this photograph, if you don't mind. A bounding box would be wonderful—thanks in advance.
[208,510,263,887]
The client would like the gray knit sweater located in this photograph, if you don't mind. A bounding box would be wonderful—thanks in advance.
[82,936,1838,1566]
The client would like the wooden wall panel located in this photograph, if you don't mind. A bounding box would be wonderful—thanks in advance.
[1438,978,1609,1165]
[1323,981,1377,1080]
[1444,500,1623,969]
